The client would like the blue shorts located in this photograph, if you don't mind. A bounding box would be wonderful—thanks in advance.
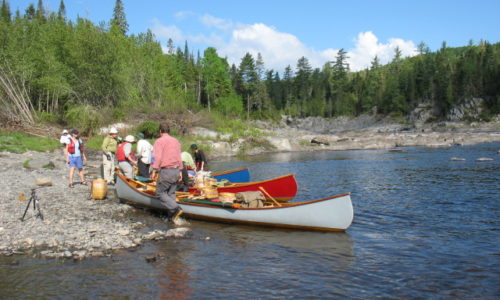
[69,156,83,169]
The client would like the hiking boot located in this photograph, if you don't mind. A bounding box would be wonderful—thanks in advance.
[172,208,184,224]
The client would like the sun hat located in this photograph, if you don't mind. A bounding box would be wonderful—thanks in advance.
[136,132,144,139]
[62,129,68,134]
[190,144,198,150]
[71,129,79,134]
[125,135,136,143]
[109,127,118,134]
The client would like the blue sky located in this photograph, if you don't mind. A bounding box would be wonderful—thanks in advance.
[13,0,500,72]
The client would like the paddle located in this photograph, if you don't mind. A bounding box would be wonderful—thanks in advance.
[258,186,281,207]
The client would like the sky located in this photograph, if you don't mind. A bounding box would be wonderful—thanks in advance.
[13,0,500,72]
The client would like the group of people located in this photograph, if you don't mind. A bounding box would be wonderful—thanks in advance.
[59,123,208,222]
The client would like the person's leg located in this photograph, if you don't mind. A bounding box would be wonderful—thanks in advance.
[119,161,134,178]
[69,167,75,186]
[103,154,112,183]
[156,168,180,214]
[138,160,149,178]
[181,166,189,192]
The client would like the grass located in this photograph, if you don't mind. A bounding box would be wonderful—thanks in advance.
[22,159,32,168]
[0,131,60,153]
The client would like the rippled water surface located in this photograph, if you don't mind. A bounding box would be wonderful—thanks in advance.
[1,143,499,299]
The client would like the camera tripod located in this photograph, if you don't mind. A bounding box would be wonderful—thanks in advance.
[20,188,44,222]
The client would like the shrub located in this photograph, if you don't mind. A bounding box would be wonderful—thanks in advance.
[136,120,160,139]
[64,104,103,136]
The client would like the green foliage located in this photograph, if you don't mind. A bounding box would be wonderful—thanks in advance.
[212,114,263,141]
[237,136,275,155]
[136,120,160,138]
[0,131,60,153]
[84,135,104,151]
[214,93,244,116]
[64,104,103,136]
[1,1,499,129]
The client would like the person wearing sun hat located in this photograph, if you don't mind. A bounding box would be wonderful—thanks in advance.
[101,127,119,184]
[136,132,153,178]
[59,129,70,146]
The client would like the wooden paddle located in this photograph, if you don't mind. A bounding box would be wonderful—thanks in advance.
[258,186,281,207]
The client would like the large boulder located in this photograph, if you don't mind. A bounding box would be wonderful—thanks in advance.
[266,137,292,151]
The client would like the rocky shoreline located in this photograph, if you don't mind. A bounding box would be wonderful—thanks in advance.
[1,116,499,259]
[0,150,191,259]
[193,115,500,157]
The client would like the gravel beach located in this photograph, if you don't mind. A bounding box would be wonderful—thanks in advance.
[0,149,188,259]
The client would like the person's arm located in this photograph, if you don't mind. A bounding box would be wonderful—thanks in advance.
[80,139,87,162]
[65,142,70,163]
[101,136,109,151]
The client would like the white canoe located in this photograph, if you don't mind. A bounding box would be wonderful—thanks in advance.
[115,173,354,232]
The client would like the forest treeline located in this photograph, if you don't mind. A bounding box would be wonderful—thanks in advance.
[0,0,499,134]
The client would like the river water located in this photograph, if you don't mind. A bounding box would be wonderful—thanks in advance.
[1,143,499,299]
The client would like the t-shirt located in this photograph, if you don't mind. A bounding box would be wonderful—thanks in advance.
[137,139,153,164]
[60,134,70,145]
[181,151,195,169]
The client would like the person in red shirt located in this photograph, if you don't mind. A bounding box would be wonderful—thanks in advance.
[151,122,183,223]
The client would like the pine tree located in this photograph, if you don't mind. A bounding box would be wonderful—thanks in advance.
[1,0,11,23]
[111,0,128,35]
[57,0,66,20]
[36,0,46,22]
[25,4,36,20]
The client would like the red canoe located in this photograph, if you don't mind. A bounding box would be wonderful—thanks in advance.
[191,174,298,202]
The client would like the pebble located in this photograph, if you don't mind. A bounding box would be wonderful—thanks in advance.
[0,150,186,259]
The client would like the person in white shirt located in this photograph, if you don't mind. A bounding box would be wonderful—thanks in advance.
[59,129,70,145]
[136,132,153,178]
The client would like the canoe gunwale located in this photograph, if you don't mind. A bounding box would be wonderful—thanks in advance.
[118,173,348,210]
[116,173,353,232]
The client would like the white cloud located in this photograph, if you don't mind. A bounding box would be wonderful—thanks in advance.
[150,15,418,73]
[200,14,236,32]
[151,18,184,42]
[347,31,418,71]
[174,11,195,20]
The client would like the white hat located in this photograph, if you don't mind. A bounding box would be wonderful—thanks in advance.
[62,129,68,134]
[109,127,118,134]
[124,135,135,143]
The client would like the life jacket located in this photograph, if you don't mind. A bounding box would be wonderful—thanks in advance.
[117,142,136,162]
[116,142,128,162]
[68,138,83,154]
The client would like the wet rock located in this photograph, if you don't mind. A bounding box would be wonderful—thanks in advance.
[310,137,330,146]
[166,227,192,238]
[476,157,494,161]
[143,230,167,240]
[450,157,466,161]
[145,256,157,263]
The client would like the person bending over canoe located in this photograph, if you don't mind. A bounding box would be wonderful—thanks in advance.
[150,122,183,223]
[190,144,208,171]
[117,135,138,178]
